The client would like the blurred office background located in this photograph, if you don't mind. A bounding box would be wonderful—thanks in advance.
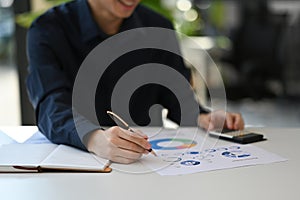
[0,0,299,127]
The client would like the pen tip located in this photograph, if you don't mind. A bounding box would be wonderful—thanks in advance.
[151,150,157,157]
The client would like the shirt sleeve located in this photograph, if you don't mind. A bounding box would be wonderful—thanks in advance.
[26,21,100,151]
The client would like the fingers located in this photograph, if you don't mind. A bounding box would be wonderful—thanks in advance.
[201,111,226,131]
[111,148,144,164]
[225,112,244,130]
[86,127,151,164]
[114,127,151,150]
[110,135,148,154]
[132,129,148,139]
[199,111,245,131]
[232,113,245,130]
[198,114,211,130]
[225,113,233,130]
[105,126,150,163]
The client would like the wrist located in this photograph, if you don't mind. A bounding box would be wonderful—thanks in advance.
[84,129,105,152]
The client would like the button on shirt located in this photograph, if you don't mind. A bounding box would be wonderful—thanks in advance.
[26,0,207,150]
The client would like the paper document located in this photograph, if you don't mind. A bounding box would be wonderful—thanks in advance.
[140,128,287,176]
[0,126,38,143]
[23,131,51,144]
[0,129,16,146]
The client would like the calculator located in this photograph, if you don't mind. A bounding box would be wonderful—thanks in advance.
[209,129,265,144]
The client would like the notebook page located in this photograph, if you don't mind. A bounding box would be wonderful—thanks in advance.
[40,145,108,170]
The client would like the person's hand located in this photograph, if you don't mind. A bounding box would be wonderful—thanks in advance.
[198,110,244,131]
[86,126,151,164]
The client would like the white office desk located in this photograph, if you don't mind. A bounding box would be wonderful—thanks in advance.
[0,127,299,200]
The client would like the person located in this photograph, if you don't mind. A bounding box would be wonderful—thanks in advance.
[26,0,244,164]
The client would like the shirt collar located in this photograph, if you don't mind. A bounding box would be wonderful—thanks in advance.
[77,0,143,42]
[77,0,104,42]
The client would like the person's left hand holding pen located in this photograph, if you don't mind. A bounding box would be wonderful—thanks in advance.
[86,125,153,164]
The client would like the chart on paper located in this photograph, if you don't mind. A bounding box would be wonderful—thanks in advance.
[140,128,287,176]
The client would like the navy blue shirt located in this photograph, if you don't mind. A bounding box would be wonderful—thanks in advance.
[27,0,207,150]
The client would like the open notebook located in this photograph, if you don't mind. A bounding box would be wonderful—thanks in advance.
[0,144,111,173]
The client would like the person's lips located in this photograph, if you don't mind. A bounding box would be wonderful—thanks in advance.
[118,0,136,8]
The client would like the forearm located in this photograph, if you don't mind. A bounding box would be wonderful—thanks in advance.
[36,91,100,151]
